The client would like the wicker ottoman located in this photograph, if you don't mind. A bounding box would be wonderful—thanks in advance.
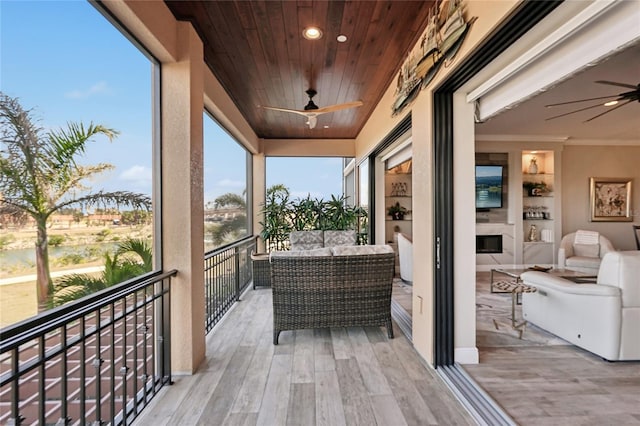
[251,252,271,289]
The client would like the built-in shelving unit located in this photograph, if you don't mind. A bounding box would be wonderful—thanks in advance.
[522,151,555,264]
[385,168,412,244]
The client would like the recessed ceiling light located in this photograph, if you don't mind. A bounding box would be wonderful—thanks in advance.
[324,125,330,129]
[303,27,323,40]
[337,35,347,43]
[604,100,618,107]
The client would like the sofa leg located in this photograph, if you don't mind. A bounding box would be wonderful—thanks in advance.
[273,330,280,345]
[386,320,394,339]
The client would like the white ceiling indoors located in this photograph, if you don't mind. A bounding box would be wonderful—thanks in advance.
[475,41,640,142]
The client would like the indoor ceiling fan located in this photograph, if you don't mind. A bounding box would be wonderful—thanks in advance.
[545,80,639,122]
[261,89,363,129]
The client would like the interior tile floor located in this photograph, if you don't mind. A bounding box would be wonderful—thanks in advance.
[463,271,640,425]
[392,278,413,316]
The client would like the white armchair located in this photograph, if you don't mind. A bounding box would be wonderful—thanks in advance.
[396,232,412,284]
[558,231,615,274]
[521,251,640,361]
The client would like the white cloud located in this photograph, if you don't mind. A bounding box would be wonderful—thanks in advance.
[216,178,244,188]
[65,81,111,99]
[119,165,152,188]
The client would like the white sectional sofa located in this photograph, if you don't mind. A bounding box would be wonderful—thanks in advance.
[521,251,640,361]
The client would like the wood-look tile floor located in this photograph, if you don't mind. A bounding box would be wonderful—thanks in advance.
[133,288,474,426]
[392,278,413,316]
[464,272,640,425]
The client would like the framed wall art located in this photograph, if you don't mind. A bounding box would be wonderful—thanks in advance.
[590,177,633,222]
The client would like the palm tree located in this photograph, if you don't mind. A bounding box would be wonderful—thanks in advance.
[213,192,246,210]
[0,93,151,311]
[53,238,152,306]
[207,191,247,247]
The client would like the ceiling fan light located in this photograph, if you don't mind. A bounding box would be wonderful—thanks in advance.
[604,100,618,107]
[303,27,323,40]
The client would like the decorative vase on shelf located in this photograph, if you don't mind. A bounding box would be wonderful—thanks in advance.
[528,157,538,174]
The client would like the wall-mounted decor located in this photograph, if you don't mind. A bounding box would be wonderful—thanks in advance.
[392,0,476,116]
[590,177,633,222]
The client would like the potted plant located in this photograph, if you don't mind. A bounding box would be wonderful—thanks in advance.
[523,180,549,196]
[387,202,408,220]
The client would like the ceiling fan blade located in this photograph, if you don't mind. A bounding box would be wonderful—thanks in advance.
[314,101,364,114]
[545,102,609,121]
[595,80,638,90]
[584,99,633,122]
[261,105,309,117]
[545,95,620,107]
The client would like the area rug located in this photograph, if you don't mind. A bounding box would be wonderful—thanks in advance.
[475,272,567,348]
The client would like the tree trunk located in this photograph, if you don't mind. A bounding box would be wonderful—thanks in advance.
[35,219,53,312]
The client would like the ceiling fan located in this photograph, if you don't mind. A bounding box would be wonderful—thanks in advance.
[261,89,363,129]
[545,80,639,122]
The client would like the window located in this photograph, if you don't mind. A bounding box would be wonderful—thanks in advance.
[266,157,344,200]
[203,112,250,251]
[0,1,157,321]
[343,159,356,206]
[358,160,370,243]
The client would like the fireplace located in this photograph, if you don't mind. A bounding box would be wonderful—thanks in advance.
[476,234,503,254]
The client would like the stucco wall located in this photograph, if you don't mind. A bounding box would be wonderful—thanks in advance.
[562,144,640,250]
[354,0,520,365]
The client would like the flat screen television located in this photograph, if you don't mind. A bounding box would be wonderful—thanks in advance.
[475,165,503,209]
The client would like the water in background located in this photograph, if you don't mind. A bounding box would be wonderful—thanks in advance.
[0,243,118,271]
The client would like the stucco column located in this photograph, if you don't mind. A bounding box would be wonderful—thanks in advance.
[452,92,479,364]
[252,152,266,252]
[410,95,435,366]
[161,21,206,374]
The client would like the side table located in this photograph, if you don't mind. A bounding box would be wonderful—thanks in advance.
[492,280,537,339]
[251,252,271,289]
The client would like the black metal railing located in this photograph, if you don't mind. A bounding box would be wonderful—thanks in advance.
[204,235,257,333]
[0,270,177,425]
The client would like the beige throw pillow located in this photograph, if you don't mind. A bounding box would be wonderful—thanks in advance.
[573,243,600,258]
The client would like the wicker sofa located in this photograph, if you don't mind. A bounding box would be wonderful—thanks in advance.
[270,245,395,344]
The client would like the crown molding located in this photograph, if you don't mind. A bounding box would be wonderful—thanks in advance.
[564,139,640,146]
[475,134,569,142]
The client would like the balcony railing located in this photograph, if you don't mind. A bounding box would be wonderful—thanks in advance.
[204,235,257,333]
[0,270,177,426]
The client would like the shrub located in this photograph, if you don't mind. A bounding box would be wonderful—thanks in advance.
[0,234,15,250]
[95,228,111,242]
[48,234,65,247]
[56,252,85,266]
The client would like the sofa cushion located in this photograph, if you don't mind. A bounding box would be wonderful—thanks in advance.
[573,243,600,258]
[270,247,332,260]
[566,256,601,269]
[290,230,324,250]
[598,251,640,308]
[324,230,357,247]
[331,245,394,256]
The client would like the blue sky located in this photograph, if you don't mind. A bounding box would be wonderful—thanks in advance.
[1,1,344,203]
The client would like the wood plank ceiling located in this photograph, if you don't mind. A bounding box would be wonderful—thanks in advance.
[164,1,434,139]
